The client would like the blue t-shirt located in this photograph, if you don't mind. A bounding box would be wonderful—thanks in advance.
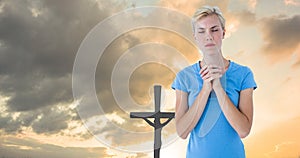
[172,61,257,158]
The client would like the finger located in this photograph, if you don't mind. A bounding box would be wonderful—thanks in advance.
[207,65,222,71]
[211,73,222,79]
[200,69,209,77]
[200,65,208,74]
[200,66,210,77]
[207,76,215,82]
[209,68,223,74]
[201,74,209,80]
[209,64,221,68]
[204,71,222,80]
[203,73,221,81]
[202,65,223,79]
[201,72,211,80]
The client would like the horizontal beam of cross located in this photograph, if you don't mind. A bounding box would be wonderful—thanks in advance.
[130,112,175,118]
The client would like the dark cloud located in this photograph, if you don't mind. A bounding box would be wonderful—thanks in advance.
[0,0,131,136]
[0,115,21,133]
[31,108,70,134]
[0,104,82,135]
[259,15,300,58]
[17,109,43,127]
[0,110,33,133]
[0,0,128,112]
[1,75,72,111]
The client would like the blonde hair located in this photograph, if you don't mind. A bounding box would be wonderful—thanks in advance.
[192,6,226,33]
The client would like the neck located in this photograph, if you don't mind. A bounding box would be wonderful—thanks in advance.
[200,57,229,69]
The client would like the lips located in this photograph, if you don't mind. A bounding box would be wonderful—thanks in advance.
[205,43,215,47]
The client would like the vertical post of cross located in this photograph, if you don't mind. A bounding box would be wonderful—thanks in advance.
[154,85,161,113]
[154,85,161,158]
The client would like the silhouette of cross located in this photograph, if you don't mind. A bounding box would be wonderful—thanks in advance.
[130,85,175,158]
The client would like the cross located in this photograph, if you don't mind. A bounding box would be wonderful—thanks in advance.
[130,85,175,158]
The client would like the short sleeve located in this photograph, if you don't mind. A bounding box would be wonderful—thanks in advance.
[171,71,188,93]
[241,67,257,90]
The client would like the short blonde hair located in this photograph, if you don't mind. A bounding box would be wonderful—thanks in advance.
[192,6,226,33]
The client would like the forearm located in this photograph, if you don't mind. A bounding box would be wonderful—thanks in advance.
[176,89,210,139]
[214,88,252,138]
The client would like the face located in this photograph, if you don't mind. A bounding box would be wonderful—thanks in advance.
[194,14,225,55]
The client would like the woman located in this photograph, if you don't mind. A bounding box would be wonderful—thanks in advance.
[172,6,257,158]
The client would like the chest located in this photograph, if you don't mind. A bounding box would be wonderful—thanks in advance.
[185,73,242,107]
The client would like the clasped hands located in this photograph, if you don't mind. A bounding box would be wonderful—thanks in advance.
[200,65,224,92]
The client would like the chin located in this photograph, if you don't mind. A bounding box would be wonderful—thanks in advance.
[204,48,220,55]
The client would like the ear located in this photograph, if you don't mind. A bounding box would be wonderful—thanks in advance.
[222,29,226,39]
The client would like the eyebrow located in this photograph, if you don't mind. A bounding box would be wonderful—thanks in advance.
[197,25,220,30]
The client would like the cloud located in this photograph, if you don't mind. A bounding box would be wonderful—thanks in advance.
[0,90,86,136]
[31,108,70,134]
[1,75,73,111]
[0,0,131,137]
[258,14,300,61]
[0,101,84,135]
[158,0,231,18]
[284,0,300,6]
[248,0,257,10]
[160,0,256,38]
[84,109,176,150]
[0,115,21,133]
[158,0,202,16]
[131,153,150,158]
[88,111,161,147]
[224,9,256,38]
[292,59,300,68]
[17,110,41,127]
[0,0,132,112]
[231,10,256,26]
[0,136,112,158]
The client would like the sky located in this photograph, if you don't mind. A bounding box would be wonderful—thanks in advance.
[0,0,300,158]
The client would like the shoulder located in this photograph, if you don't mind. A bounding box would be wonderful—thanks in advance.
[172,62,199,91]
[229,61,257,90]
[177,62,198,76]
[230,61,253,74]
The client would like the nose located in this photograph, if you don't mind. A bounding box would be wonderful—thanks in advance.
[205,31,213,41]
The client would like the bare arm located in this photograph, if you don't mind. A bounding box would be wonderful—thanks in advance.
[175,89,210,139]
[213,79,254,138]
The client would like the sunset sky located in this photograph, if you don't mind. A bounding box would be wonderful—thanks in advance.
[0,0,300,158]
